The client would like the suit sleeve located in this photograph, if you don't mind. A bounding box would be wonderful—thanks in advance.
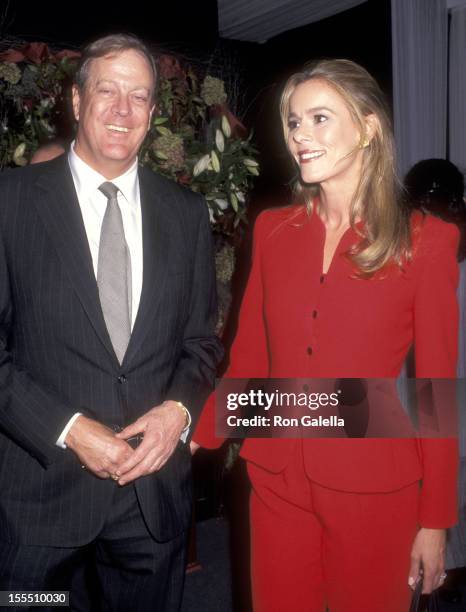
[194,211,270,448]
[0,221,74,468]
[166,196,223,433]
[413,219,460,528]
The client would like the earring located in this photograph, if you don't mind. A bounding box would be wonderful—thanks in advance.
[360,138,370,149]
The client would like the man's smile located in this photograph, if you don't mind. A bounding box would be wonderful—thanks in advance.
[105,124,131,133]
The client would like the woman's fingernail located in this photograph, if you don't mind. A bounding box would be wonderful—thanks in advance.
[408,576,415,587]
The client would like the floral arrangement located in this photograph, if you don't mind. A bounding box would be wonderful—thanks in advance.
[141,54,259,237]
[0,43,259,238]
[0,43,80,168]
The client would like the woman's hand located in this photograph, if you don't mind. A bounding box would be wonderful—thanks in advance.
[190,440,200,455]
[409,528,447,593]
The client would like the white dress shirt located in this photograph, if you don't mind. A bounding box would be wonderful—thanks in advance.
[56,144,189,448]
[56,143,142,448]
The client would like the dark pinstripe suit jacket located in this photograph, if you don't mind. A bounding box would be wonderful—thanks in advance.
[0,155,222,546]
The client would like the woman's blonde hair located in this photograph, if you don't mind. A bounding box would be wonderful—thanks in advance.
[280,58,411,275]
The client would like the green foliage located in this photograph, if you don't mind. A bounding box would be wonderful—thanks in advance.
[141,67,259,236]
[0,56,74,168]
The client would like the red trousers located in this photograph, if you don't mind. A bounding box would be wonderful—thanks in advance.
[248,441,419,612]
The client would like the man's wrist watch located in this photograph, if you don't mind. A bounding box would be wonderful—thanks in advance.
[173,401,191,430]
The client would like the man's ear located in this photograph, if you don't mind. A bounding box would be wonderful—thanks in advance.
[71,85,81,122]
[148,104,156,131]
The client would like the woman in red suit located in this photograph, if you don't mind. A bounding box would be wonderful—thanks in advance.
[193,59,459,611]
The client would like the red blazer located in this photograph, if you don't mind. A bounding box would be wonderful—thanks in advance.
[195,206,459,528]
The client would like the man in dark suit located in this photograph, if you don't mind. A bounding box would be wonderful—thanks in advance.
[0,33,222,611]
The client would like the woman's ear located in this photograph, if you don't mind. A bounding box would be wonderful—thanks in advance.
[360,113,380,148]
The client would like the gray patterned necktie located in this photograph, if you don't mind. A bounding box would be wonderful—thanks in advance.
[97,181,132,363]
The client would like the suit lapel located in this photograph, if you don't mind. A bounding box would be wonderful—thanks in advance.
[122,167,170,366]
[34,155,118,363]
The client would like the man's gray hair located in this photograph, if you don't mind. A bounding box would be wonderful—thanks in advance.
[75,33,158,101]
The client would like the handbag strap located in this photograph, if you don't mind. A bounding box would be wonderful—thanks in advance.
[409,579,441,612]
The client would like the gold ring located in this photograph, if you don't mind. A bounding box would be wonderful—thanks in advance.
[110,474,119,481]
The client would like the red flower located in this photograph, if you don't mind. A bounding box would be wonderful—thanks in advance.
[177,173,192,186]
[0,43,80,64]
[55,50,81,61]
[0,48,25,63]
[24,43,51,63]
[157,54,185,80]
[210,104,248,140]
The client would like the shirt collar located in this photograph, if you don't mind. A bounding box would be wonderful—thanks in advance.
[68,140,139,207]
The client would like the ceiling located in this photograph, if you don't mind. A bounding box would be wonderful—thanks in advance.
[217,0,368,43]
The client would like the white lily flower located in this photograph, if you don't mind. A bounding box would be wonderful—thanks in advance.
[215,129,225,153]
[243,158,259,167]
[208,206,216,224]
[214,198,229,210]
[211,150,220,173]
[221,115,231,138]
[14,143,26,159]
[193,154,211,177]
